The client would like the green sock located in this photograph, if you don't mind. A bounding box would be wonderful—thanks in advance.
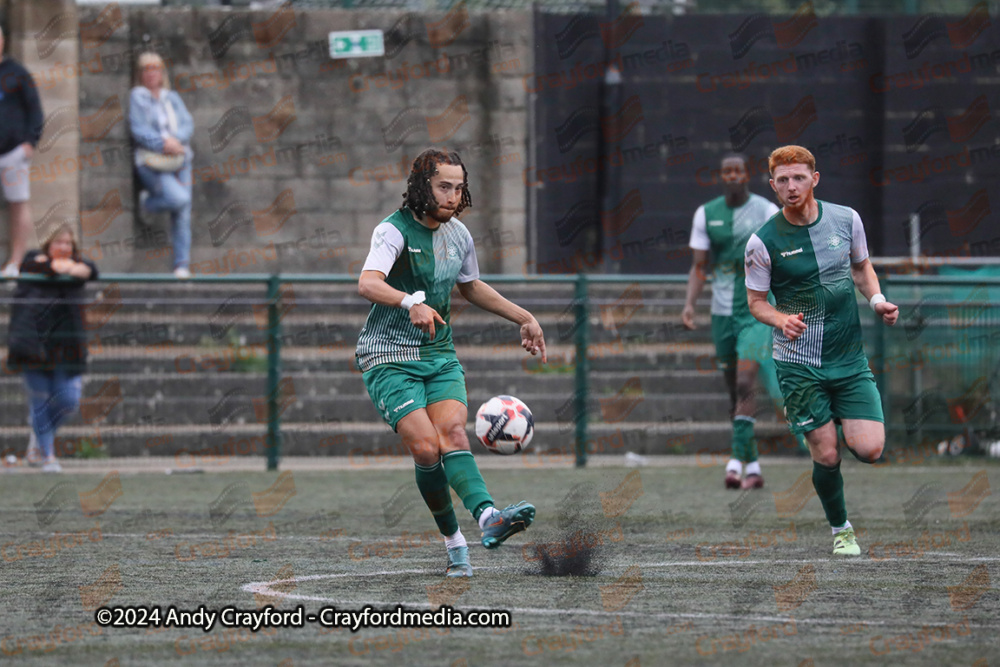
[812,460,847,528]
[414,460,459,536]
[441,450,494,521]
[732,418,757,463]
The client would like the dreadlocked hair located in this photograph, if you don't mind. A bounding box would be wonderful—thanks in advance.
[401,149,472,219]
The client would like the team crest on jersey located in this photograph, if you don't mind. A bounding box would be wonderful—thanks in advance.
[828,236,842,248]
[447,244,458,259]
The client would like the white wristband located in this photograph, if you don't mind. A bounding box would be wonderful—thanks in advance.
[869,293,886,311]
[400,290,426,311]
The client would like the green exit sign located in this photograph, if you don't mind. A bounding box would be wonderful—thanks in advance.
[328,30,385,59]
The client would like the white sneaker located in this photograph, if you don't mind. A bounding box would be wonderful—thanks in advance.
[26,430,42,467]
[42,458,62,473]
[173,267,191,279]
[1,263,19,278]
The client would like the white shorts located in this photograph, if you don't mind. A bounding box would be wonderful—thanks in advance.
[0,145,31,203]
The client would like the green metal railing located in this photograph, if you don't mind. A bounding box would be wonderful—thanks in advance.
[71,272,687,469]
[11,270,996,467]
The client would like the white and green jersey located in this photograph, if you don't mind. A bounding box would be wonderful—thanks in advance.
[355,208,480,372]
[690,193,780,320]
[744,201,870,369]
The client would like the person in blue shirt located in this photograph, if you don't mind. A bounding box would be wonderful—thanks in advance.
[129,52,194,278]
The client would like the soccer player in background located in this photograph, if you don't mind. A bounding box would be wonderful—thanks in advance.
[683,154,800,490]
[744,145,898,556]
[356,149,546,577]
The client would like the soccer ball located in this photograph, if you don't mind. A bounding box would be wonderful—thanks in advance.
[475,395,534,455]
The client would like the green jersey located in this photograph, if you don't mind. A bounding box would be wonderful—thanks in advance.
[744,200,870,369]
[355,208,480,372]
[690,193,780,319]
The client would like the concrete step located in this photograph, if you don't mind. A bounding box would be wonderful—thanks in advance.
[0,390,781,428]
[0,420,799,460]
[0,369,729,399]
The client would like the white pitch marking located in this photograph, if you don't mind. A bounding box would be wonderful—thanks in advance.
[241,558,1000,630]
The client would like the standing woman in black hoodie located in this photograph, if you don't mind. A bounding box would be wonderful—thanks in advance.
[7,223,99,472]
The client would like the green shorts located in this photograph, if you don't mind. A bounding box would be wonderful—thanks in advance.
[711,314,772,370]
[775,360,884,434]
[362,356,468,431]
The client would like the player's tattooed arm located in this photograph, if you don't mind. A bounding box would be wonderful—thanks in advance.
[457,280,546,361]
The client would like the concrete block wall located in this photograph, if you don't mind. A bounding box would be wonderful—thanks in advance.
[71,5,532,275]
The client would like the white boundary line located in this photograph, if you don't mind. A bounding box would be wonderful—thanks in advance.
[241,557,1000,629]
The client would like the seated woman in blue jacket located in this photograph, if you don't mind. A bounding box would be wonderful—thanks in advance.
[7,223,99,472]
[129,52,194,279]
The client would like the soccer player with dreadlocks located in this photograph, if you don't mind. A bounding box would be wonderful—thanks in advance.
[356,148,546,577]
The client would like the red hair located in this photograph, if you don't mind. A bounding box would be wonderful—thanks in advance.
[768,145,816,175]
